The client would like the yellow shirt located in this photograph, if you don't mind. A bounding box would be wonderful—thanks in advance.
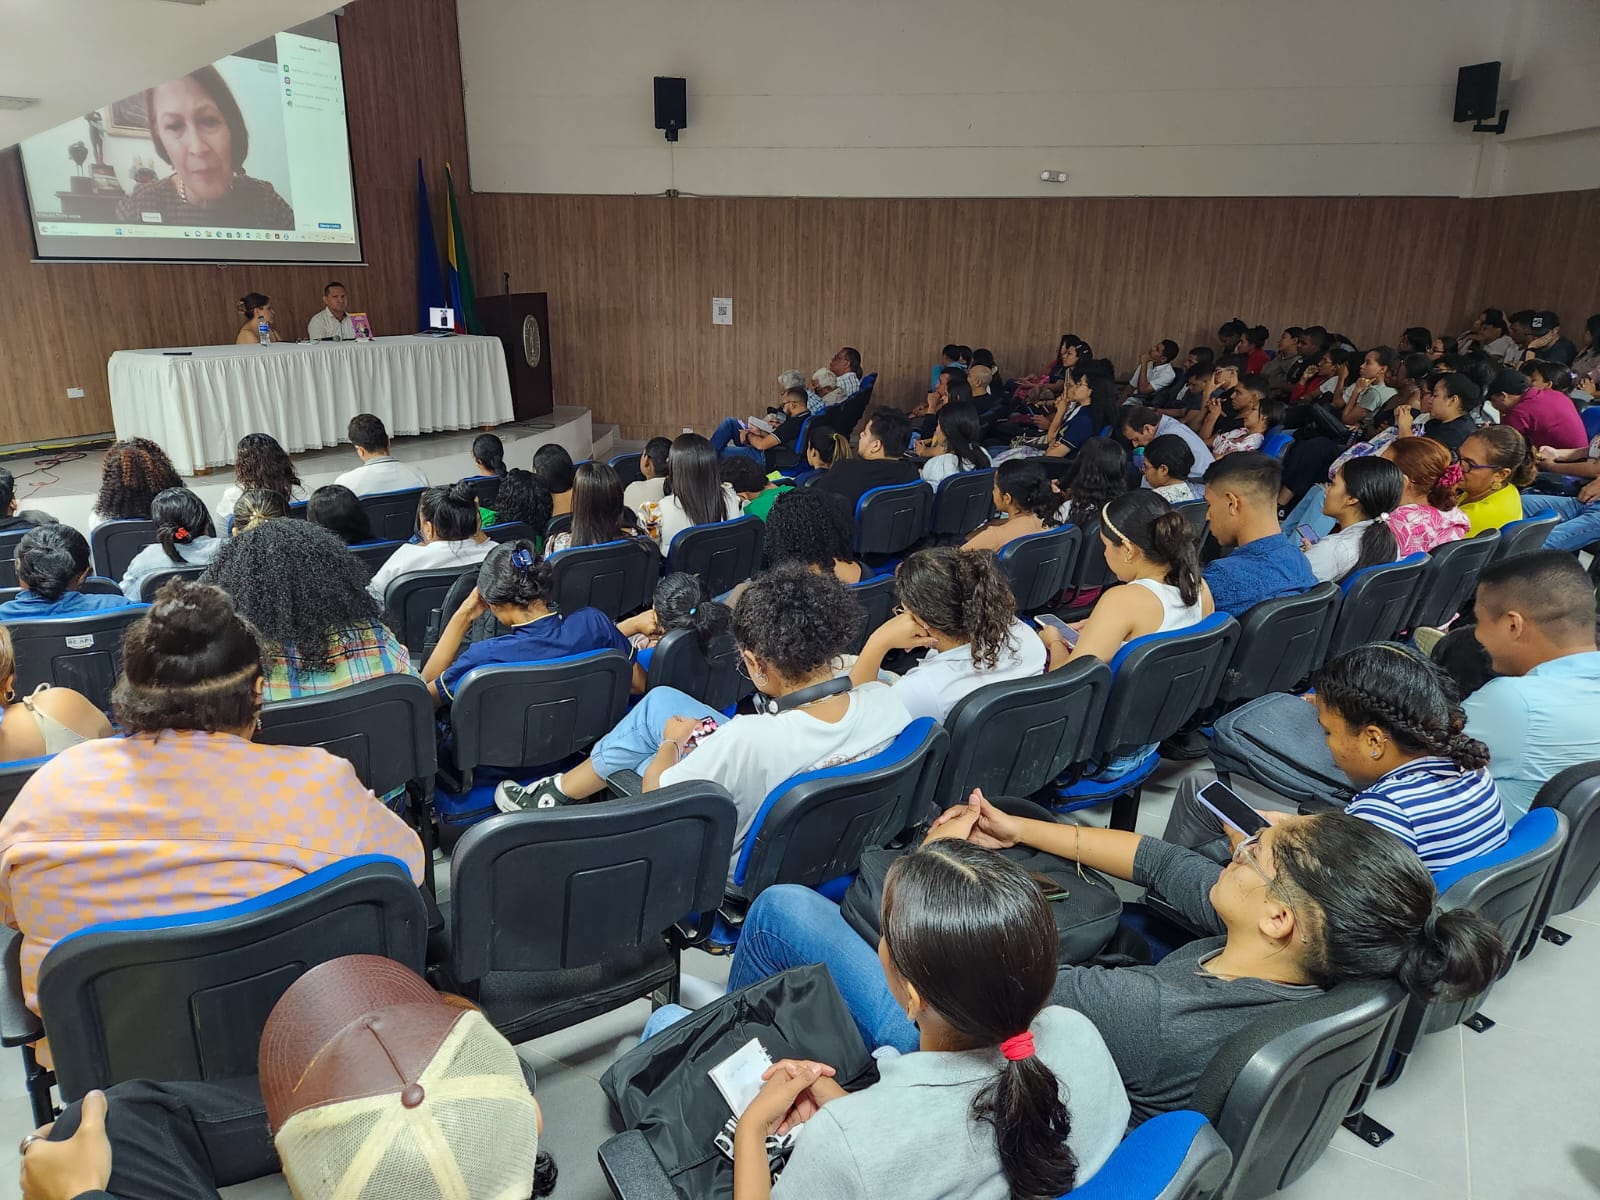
[1458,485,1523,537]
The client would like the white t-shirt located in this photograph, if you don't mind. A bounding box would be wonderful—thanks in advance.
[623,477,667,515]
[659,681,912,882]
[308,309,357,341]
[366,537,493,601]
[215,483,304,524]
[1344,381,1397,414]
[1304,519,1386,583]
[888,618,1047,722]
[335,456,431,498]
[657,483,743,549]
[1136,361,1176,394]
[919,452,986,486]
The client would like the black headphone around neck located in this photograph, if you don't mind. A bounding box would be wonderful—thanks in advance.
[754,675,852,715]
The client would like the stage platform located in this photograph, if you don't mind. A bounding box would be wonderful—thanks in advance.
[7,406,609,533]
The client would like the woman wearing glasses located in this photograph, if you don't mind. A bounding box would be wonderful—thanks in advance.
[1453,425,1538,536]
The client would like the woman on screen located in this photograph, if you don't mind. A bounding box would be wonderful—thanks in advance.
[114,66,295,230]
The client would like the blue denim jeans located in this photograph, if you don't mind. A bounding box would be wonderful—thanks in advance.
[589,687,722,779]
[1518,493,1600,553]
[727,885,919,1054]
[1282,485,1338,540]
[641,1002,693,1042]
[710,418,767,465]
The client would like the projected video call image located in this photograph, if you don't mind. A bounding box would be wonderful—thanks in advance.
[20,15,361,264]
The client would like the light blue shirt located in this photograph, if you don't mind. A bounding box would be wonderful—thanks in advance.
[118,536,220,600]
[1463,650,1600,819]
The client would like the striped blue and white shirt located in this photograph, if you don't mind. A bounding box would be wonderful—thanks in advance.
[1345,757,1508,873]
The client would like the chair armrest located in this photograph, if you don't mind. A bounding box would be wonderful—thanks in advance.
[0,929,43,1047]
[608,770,645,797]
[598,1130,680,1200]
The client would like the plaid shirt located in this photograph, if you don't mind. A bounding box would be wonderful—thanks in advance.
[263,621,413,702]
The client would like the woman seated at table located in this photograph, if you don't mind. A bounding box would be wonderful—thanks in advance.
[546,461,648,554]
[962,459,1063,554]
[119,488,221,601]
[305,484,376,546]
[233,292,283,344]
[90,438,183,528]
[215,432,302,522]
[230,489,289,537]
[366,483,493,601]
[0,626,112,760]
[0,526,137,620]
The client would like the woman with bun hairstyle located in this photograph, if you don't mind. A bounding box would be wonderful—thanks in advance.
[365,483,492,601]
[850,547,1048,721]
[0,525,135,619]
[119,487,219,601]
[0,624,112,760]
[616,571,733,674]
[230,488,289,537]
[1038,489,1212,670]
[91,438,183,528]
[0,581,424,1065]
[233,292,283,345]
[1455,425,1538,536]
[1381,436,1471,555]
[715,837,1127,1199]
[422,539,632,708]
[962,459,1062,554]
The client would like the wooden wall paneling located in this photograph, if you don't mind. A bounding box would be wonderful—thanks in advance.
[1452,190,1600,330]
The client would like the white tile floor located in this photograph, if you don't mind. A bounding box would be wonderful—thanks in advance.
[0,758,1595,1200]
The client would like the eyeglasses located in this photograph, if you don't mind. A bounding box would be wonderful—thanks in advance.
[1457,456,1494,473]
[1232,832,1310,942]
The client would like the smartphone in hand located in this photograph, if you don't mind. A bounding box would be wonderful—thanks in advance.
[1296,523,1322,546]
[1034,612,1080,648]
[1197,780,1270,837]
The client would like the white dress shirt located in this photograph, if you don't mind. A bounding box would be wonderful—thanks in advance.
[334,456,431,498]
[308,309,357,341]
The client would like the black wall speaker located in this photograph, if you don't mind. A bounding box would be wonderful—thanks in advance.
[1454,61,1500,123]
[654,76,687,142]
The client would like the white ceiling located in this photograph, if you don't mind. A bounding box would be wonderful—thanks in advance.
[0,0,356,149]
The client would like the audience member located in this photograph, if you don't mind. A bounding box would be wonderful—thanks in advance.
[1203,378,1279,457]
[547,461,645,554]
[625,436,673,514]
[1301,456,1402,583]
[1200,453,1316,615]
[1337,348,1398,428]
[334,415,429,497]
[1241,325,1272,375]
[812,408,919,507]
[1495,365,1587,450]
[720,456,793,522]
[1045,374,1120,464]
[0,525,134,619]
[1382,437,1470,555]
[1217,318,1248,356]
[1570,313,1600,384]
[1402,373,1480,455]
[119,487,220,601]
[1262,327,1303,390]
[829,347,864,396]
[91,438,183,527]
[616,572,732,672]
[0,581,425,1064]
[366,484,491,600]
[733,791,1503,1124]
[0,625,111,761]
[1130,339,1179,398]
[231,488,290,536]
[0,467,56,533]
[1120,405,1214,480]
[919,401,991,485]
[469,432,507,482]
[715,839,1125,1197]
[764,490,866,584]
[305,483,376,545]
[423,540,631,708]
[215,433,302,522]
[1525,311,1577,366]
[849,548,1047,720]
[1467,308,1519,363]
[1398,327,1432,356]
[1464,552,1600,817]
[1157,364,1213,423]
[652,433,743,548]
[711,388,811,471]
[202,521,412,701]
[481,468,553,535]
[1429,335,1459,363]
[532,443,577,518]
[1456,426,1535,535]
[1057,437,1129,528]
[804,421,853,474]
[809,368,844,412]
[963,459,1062,554]
[1142,435,1199,503]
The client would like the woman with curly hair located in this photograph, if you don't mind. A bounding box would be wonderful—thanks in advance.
[91,438,183,528]
[201,520,412,701]
[495,565,913,875]
[1057,436,1129,528]
[215,432,302,523]
[764,489,866,584]
[481,468,553,536]
[850,548,1047,720]
[962,459,1061,554]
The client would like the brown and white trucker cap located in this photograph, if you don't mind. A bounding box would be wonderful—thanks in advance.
[258,955,539,1200]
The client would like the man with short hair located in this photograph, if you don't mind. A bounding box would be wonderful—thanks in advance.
[334,413,430,496]
[1470,308,1520,364]
[1120,405,1214,481]
[809,368,844,413]
[1465,552,1600,818]
[1130,339,1180,399]
[1199,452,1315,616]
[624,435,673,514]
[720,454,793,521]
[1524,311,1578,366]
[812,407,919,507]
[1262,327,1304,392]
[1398,327,1431,356]
[711,388,812,471]
[829,347,863,397]
[0,467,58,533]
[307,281,357,341]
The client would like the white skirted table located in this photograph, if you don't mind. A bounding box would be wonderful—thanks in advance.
[108,335,514,475]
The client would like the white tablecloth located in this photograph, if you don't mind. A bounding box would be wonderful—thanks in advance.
[108,335,514,475]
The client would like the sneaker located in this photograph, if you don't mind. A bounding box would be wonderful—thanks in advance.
[494,775,569,813]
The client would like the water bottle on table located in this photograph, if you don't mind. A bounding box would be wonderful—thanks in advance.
[258,320,271,346]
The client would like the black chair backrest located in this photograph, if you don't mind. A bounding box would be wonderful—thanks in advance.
[645,629,750,711]
[258,675,437,798]
[1532,760,1600,920]
[551,538,661,620]
[1216,583,1340,704]
[546,512,573,538]
[1098,614,1240,757]
[89,519,158,581]
[1407,530,1500,630]
[448,784,737,983]
[383,567,478,655]
[1175,500,1209,541]
[824,380,873,436]
[358,488,426,543]
[5,607,149,712]
[350,540,403,574]
[995,525,1081,613]
[844,573,896,655]
[854,483,933,558]
[1063,518,1119,597]
[0,756,47,822]
[485,522,540,545]
[138,563,208,602]
[459,475,502,507]
[1491,514,1558,561]
[736,718,950,897]
[609,452,646,487]
[666,516,763,597]
[929,469,997,538]
[36,857,428,1103]
[1324,554,1426,658]
[0,528,30,589]
[449,651,633,782]
[1190,980,1407,1200]
[935,656,1112,809]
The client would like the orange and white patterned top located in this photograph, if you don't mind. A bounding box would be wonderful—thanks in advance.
[0,730,426,1065]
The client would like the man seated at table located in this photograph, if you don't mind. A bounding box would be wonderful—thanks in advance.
[307,281,357,341]
[334,414,430,497]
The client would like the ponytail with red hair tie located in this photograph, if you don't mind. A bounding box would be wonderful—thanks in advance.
[1000,1031,1035,1061]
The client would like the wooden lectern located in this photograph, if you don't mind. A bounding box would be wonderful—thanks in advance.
[476,293,554,421]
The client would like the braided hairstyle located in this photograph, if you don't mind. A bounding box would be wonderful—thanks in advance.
[894,548,1018,670]
[94,438,183,521]
[1313,643,1489,772]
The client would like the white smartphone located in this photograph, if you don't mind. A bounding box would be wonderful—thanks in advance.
[1034,613,1080,647]
[1197,780,1270,837]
